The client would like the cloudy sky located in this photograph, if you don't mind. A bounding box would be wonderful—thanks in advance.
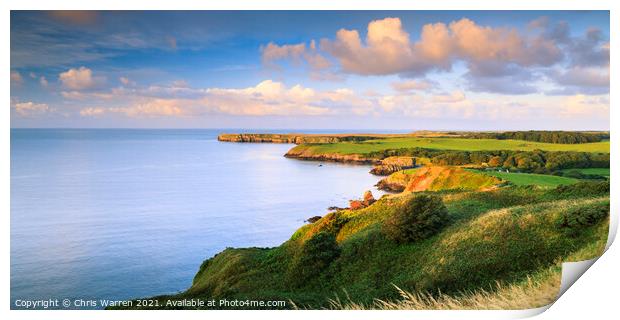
[10,11,609,130]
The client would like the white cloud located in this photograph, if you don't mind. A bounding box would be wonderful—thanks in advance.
[391,80,435,92]
[61,90,114,100]
[59,66,102,90]
[264,16,608,96]
[432,91,466,103]
[39,76,48,87]
[12,101,49,116]
[261,42,306,65]
[203,80,330,116]
[70,79,608,126]
[320,17,562,77]
[111,99,185,117]
[260,41,336,80]
[79,107,106,117]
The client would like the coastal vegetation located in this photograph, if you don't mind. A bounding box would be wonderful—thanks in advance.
[287,145,609,174]
[475,171,580,187]
[376,166,502,192]
[128,131,610,310]
[125,180,608,310]
[461,131,608,144]
[286,137,610,155]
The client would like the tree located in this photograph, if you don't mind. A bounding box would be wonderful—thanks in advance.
[383,194,450,243]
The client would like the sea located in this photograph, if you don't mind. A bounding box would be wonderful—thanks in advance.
[10,128,393,309]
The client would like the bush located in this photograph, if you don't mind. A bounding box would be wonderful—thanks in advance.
[557,201,609,234]
[553,181,610,199]
[289,232,340,286]
[383,194,450,243]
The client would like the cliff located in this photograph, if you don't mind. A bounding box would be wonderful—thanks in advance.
[376,166,502,192]
[217,133,404,144]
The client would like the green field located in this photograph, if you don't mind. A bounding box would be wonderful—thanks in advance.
[561,168,610,177]
[479,171,579,187]
[291,137,610,155]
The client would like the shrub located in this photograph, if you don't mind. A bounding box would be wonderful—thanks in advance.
[553,181,609,199]
[289,232,340,286]
[383,194,450,243]
[557,201,609,234]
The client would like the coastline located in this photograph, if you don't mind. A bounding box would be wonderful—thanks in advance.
[115,131,610,310]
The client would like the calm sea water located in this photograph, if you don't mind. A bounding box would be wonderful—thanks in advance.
[10,129,387,309]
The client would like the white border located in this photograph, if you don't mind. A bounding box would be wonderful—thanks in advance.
[3,1,617,319]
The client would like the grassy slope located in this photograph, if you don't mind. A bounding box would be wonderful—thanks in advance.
[149,182,609,310]
[409,166,501,192]
[337,219,608,310]
[378,166,502,192]
[477,171,580,187]
[289,137,610,155]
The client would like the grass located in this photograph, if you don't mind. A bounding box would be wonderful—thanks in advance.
[477,171,580,187]
[121,181,609,310]
[377,167,501,192]
[560,168,610,177]
[333,206,608,310]
[328,268,561,310]
[289,137,610,156]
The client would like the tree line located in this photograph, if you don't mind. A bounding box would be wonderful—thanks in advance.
[460,131,608,144]
[366,148,609,173]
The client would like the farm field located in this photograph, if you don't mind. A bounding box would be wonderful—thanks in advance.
[292,137,610,155]
[478,171,580,187]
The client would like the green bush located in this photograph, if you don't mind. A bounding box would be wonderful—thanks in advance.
[557,201,609,234]
[288,232,340,286]
[553,181,610,199]
[383,194,450,243]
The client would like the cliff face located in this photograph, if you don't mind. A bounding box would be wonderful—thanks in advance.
[369,156,431,175]
[218,133,390,144]
[284,146,379,164]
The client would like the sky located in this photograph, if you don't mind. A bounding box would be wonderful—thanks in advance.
[10,11,610,130]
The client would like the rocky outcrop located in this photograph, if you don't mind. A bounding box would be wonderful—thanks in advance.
[284,148,379,164]
[217,133,396,144]
[370,156,430,176]
[376,170,415,192]
[349,190,376,210]
[306,216,322,223]
[370,164,403,176]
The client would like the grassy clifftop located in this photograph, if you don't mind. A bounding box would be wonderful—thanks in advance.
[129,180,609,309]
[286,137,610,156]
[376,166,501,192]
[217,133,411,144]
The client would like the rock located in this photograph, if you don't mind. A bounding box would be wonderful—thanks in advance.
[306,216,322,223]
[376,179,406,192]
[363,190,375,206]
[370,164,402,176]
[349,200,365,210]
[370,157,424,176]
[381,156,416,167]
[327,206,346,211]
[349,190,376,210]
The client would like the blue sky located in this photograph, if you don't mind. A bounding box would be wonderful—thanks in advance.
[10,11,609,130]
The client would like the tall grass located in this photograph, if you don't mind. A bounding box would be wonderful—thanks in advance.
[328,267,560,310]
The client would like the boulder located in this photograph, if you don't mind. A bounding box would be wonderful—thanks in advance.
[306,216,322,223]
[349,190,376,210]
[363,190,376,206]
